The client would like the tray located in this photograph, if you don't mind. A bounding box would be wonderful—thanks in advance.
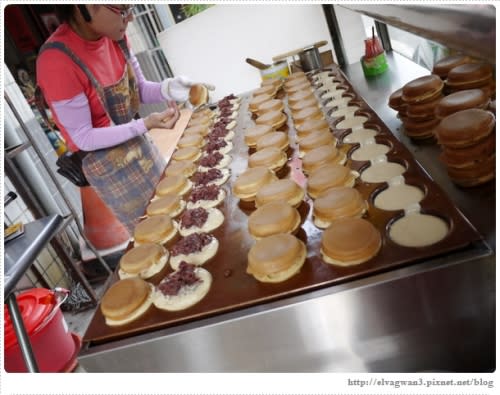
[83,69,482,345]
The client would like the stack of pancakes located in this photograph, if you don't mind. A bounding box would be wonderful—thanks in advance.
[400,74,444,140]
[435,89,491,120]
[445,62,494,98]
[388,88,407,121]
[434,108,495,187]
[389,55,495,142]
[432,54,471,81]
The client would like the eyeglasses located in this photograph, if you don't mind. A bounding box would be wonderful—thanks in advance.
[103,5,135,19]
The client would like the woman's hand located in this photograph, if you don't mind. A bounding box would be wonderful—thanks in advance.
[144,101,180,130]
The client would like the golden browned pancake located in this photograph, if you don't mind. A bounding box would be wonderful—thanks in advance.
[445,154,495,187]
[164,160,197,178]
[244,124,273,147]
[248,201,301,239]
[321,217,381,266]
[100,277,154,326]
[402,75,444,104]
[172,146,202,162]
[295,118,330,138]
[255,110,287,129]
[434,108,495,148]
[313,187,367,228]
[261,77,283,90]
[307,164,358,199]
[155,175,192,197]
[255,178,305,208]
[177,133,205,149]
[146,193,186,218]
[187,115,211,128]
[184,124,209,137]
[289,97,319,115]
[118,243,168,280]
[435,89,490,119]
[249,93,273,113]
[284,74,308,90]
[191,107,214,120]
[292,106,323,126]
[248,147,288,173]
[446,63,493,87]
[432,54,471,78]
[302,145,346,174]
[134,214,178,246]
[247,233,306,283]
[257,99,284,116]
[288,89,315,105]
[256,131,289,152]
[252,85,278,98]
[406,95,444,119]
[233,166,278,202]
[286,80,311,94]
[440,132,495,168]
[298,130,336,156]
[388,87,405,111]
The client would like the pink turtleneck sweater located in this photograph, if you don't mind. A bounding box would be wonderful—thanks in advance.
[37,23,166,152]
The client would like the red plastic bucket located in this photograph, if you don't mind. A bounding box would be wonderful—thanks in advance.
[4,288,77,372]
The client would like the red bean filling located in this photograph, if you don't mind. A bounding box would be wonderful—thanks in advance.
[158,262,200,296]
[171,233,214,256]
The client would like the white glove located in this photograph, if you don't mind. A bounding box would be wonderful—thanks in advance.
[161,76,192,102]
[161,76,215,102]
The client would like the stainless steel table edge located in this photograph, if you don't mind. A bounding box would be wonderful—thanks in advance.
[78,240,494,372]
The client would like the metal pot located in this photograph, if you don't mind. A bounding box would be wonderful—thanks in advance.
[299,46,323,71]
[272,40,328,72]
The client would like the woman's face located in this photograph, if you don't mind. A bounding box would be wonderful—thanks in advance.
[85,4,135,41]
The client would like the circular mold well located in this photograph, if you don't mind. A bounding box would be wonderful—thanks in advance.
[360,159,408,184]
[372,183,427,211]
[386,211,450,248]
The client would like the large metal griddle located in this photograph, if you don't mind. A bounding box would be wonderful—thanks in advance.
[83,66,482,346]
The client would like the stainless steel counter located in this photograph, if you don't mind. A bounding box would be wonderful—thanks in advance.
[78,53,495,372]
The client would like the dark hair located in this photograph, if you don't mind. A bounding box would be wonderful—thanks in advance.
[54,4,77,23]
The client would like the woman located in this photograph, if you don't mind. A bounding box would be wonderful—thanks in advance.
[37,4,201,234]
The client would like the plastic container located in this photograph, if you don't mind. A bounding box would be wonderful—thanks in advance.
[260,61,290,81]
[361,52,389,77]
[4,288,78,372]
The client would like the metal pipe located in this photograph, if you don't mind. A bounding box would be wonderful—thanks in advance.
[6,294,39,372]
[4,92,113,279]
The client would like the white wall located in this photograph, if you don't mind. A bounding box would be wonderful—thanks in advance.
[158,4,334,100]
[333,5,366,65]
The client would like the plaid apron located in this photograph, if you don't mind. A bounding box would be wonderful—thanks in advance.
[39,40,165,233]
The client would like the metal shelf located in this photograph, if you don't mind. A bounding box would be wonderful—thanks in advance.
[340,4,495,63]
